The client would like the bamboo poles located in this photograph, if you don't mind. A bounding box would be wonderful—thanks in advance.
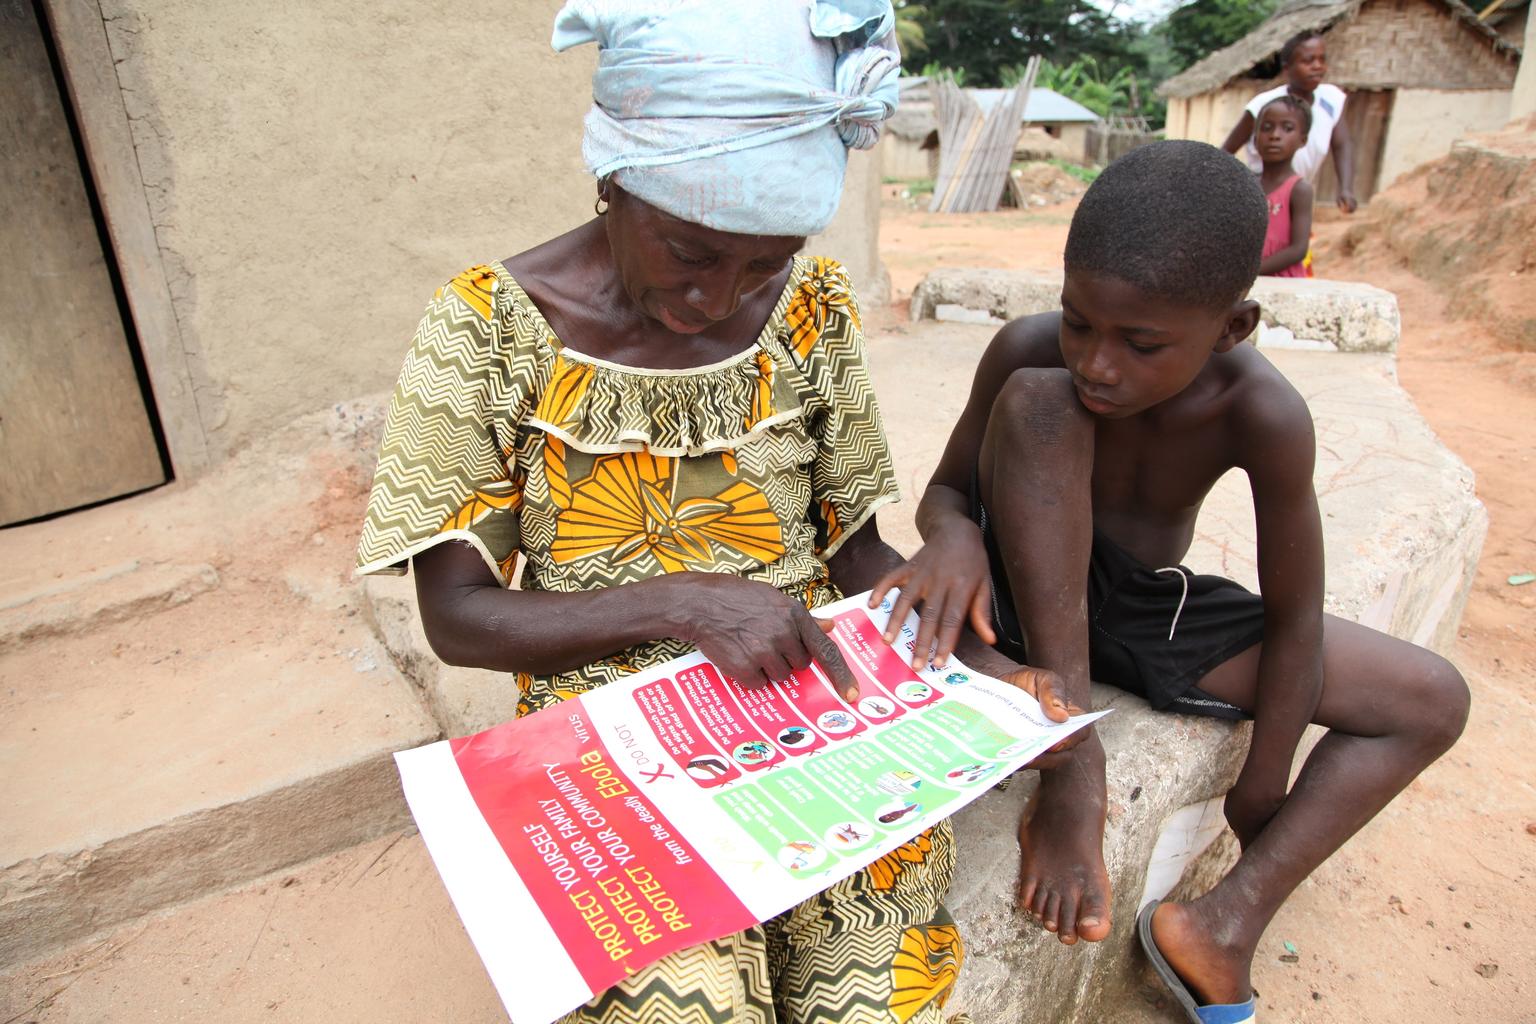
[929,55,1039,214]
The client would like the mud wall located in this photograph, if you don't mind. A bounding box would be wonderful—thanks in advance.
[1379,88,1512,188]
[79,0,882,467]
[1163,84,1253,147]
[78,0,592,462]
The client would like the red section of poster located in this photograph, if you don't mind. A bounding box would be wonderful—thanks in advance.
[832,609,943,711]
[779,665,867,740]
[635,677,740,788]
[451,700,755,997]
[723,675,826,757]
[675,664,783,773]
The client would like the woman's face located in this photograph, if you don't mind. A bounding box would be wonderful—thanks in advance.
[603,183,805,336]
[1285,38,1327,93]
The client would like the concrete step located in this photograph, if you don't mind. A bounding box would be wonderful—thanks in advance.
[908,267,1402,353]
[0,403,440,968]
[0,832,502,1024]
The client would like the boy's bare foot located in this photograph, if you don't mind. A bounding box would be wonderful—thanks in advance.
[1148,900,1253,1006]
[1015,752,1111,944]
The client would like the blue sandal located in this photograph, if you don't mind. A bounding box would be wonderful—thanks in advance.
[1137,900,1257,1024]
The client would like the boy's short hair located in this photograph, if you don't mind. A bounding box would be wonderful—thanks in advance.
[1259,93,1313,135]
[1064,140,1267,314]
[1280,30,1325,66]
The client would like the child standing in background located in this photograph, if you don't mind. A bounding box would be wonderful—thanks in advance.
[1254,96,1313,278]
[1223,29,1357,214]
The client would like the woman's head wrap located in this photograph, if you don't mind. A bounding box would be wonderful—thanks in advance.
[552,0,900,236]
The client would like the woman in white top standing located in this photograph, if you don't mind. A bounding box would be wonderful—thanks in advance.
[1222,30,1358,213]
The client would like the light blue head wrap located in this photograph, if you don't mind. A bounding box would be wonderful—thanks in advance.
[552,0,900,236]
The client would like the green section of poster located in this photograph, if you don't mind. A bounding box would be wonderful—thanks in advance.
[801,741,960,831]
[878,719,1007,791]
[715,785,842,875]
[920,701,1023,759]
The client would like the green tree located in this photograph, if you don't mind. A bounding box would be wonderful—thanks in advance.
[1162,0,1278,71]
[1007,56,1141,118]
[894,2,928,56]
[912,0,1146,87]
[920,62,969,87]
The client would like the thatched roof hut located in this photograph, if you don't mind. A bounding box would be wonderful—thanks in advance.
[1160,0,1523,202]
[1161,0,1519,99]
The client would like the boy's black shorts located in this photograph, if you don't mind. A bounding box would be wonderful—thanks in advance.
[970,483,1264,721]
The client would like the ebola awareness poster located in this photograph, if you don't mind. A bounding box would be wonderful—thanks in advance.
[395,591,1107,1024]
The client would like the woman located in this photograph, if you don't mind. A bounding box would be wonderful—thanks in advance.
[1222,29,1357,214]
[356,3,1013,1020]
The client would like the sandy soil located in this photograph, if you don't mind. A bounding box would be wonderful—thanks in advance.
[878,192,1536,1022]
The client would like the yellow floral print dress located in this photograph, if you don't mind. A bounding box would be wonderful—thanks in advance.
[356,256,968,1024]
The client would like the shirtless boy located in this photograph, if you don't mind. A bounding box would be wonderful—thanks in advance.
[873,141,1469,1022]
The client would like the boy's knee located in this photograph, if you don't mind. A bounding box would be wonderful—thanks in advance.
[1412,655,1470,753]
[993,368,1092,447]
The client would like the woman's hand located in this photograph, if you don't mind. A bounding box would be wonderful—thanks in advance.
[666,574,859,700]
[869,519,995,670]
[1335,190,1358,214]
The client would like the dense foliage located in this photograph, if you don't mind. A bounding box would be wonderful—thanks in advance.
[900,0,1282,129]
[1162,0,1279,70]
[908,0,1146,89]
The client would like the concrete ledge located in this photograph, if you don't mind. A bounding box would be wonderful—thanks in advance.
[364,573,523,738]
[0,561,219,654]
[866,322,1482,1022]
[0,401,437,968]
[908,268,1401,352]
[0,755,412,967]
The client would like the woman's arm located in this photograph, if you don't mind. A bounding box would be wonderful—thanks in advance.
[1221,111,1256,155]
[1258,180,1313,275]
[412,540,857,694]
[1330,117,1357,213]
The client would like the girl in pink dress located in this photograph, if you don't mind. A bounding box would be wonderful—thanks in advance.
[1254,96,1314,278]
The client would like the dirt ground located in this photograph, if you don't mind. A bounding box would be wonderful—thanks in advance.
[878,187,1536,1022]
[2,184,1531,1024]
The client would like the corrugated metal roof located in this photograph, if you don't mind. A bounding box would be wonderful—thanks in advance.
[895,78,1101,124]
[973,87,1102,123]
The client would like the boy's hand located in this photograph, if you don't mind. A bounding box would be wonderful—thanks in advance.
[869,520,995,670]
[1223,772,1287,850]
[999,665,1092,770]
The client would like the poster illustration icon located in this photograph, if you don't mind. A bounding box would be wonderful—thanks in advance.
[817,710,857,734]
[778,840,828,872]
[777,726,813,748]
[826,821,874,849]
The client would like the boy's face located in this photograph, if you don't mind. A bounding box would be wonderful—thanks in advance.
[1057,271,1251,418]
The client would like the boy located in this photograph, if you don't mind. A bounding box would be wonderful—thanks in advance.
[873,141,1468,1021]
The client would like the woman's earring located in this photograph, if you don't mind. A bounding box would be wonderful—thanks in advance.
[594,190,609,216]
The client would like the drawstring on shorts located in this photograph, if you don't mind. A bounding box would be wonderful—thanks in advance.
[1153,566,1190,640]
